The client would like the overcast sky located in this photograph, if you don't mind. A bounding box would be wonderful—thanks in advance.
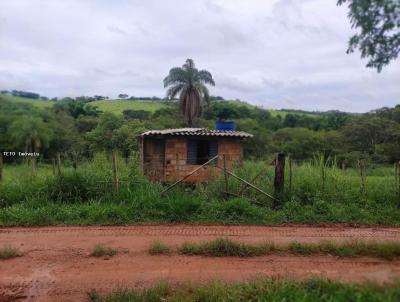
[0,0,399,112]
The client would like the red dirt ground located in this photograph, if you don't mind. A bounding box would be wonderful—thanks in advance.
[1,225,400,301]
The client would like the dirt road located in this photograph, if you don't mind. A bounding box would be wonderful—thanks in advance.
[1,225,400,301]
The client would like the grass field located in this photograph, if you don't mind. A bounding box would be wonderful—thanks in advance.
[91,99,168,114]
[0,93,322,117]
[0,94,54,109]
[88,279,400,302]
[0,154,399,226]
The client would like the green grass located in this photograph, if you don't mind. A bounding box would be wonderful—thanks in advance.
[0,245,22,260]
[149,240,171,255]
[92,99,168,114]
[88,279,400,302]
[1,155,400,226]
[179,238,276,257]
[90,244,117,258]
[0,94,54,109]
[177,238,400,260]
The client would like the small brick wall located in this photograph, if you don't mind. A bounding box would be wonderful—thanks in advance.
[164,137,243,183]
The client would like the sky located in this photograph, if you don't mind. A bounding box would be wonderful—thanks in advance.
[0,0,399,113]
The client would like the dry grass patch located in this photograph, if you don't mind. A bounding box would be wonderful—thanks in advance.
[91,244,117,258]
[178,238,400,260]
[149,240,171,255]
[0,245,22,260]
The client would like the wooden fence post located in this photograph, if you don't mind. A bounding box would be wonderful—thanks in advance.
[72,153,77,171]
[223,154,228,197]
[274,152,285,202]
[288,155,292,195]
[32,157,36,174]
[52,158,56,176]
[357,159,367,202]
[56,152,62,176]
[112,150,119,192]
[320,154,326,193]
[0,153,3,182]
[175,154,180,181]
[395,161,400,200]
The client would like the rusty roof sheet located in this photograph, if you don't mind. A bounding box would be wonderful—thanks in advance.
[141,128,253,138]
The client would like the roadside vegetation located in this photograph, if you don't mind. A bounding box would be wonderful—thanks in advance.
[88,279,400,302]
[0,245,22,260]
[149,240,171,255]
[90,244,117,258]
[0,153,399,226]
[1,68,400,228]
[177,238,400,260]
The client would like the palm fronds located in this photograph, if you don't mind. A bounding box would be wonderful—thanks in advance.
[164,59,215,126]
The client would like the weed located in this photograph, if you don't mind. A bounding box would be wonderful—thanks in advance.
[88,278,400,302]
[148,240,171,255]
[177,238,400,260]
[91,244,117,258]
[0,245,21,260]
[179,238,277,257]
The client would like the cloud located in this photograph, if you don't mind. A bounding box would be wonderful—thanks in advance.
[107,25,128,36]
[0,0,398,112]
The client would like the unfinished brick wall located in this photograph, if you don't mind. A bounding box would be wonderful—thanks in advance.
[164,137,243,183]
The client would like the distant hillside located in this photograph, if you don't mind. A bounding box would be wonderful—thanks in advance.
[0,93,327,117]
[91,99,168,114]
[0,94,54,109]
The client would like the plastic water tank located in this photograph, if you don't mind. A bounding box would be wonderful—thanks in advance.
[215,121,236,131]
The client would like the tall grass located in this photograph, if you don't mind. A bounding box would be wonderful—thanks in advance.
[88,279,400,302]
[177,238,400,260]
[0,154,399,226]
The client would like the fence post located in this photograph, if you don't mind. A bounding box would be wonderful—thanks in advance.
[176,154,180,181]
[56,152,62,176]
[32,157,36,174]
[396,161,400,200]
[72,153,77,171]
[112,150,119,192]
[274,152,285,202]
[320,154,326,193]
[288,155,292,195]
[223,154,228,197]
[357,159,367,202]
[52,158,56,176]
[0,153,3,182]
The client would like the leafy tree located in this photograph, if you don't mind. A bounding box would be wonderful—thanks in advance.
[75,116,99,133]
[47,112,80,159]
[273,128,342,160]
[122,109,150,120]
[341,116,400,161]
[118,94,129,99]
[53,100,100,118]
[338,0,400,71]
[9,116,53,154]
[86,113,123,153]
[164,59,215,126]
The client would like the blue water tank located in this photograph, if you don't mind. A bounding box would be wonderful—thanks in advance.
[216,121,236,131]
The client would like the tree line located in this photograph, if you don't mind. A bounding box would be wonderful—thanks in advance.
[1,94,399,167]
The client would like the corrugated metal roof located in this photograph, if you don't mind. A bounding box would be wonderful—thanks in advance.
[141,128,253,138]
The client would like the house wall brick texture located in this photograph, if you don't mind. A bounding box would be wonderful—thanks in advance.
[164,137,243,183]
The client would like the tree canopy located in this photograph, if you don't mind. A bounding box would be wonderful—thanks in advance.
[163,59,215,126]
[338,0,400,72]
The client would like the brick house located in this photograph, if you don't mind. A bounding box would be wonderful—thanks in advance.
[139,128,253,182]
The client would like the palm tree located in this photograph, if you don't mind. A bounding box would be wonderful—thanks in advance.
[9,116,52,154]
[164,59,215,126]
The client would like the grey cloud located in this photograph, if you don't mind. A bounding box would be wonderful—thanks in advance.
[0,0,398,112]
[107,25,128,36]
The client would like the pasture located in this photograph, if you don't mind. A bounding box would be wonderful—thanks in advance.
[0,154,399,226]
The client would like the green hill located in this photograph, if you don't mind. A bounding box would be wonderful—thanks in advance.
[91,99,168,114]
[0,94,54,109]
[0,93,323,117]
